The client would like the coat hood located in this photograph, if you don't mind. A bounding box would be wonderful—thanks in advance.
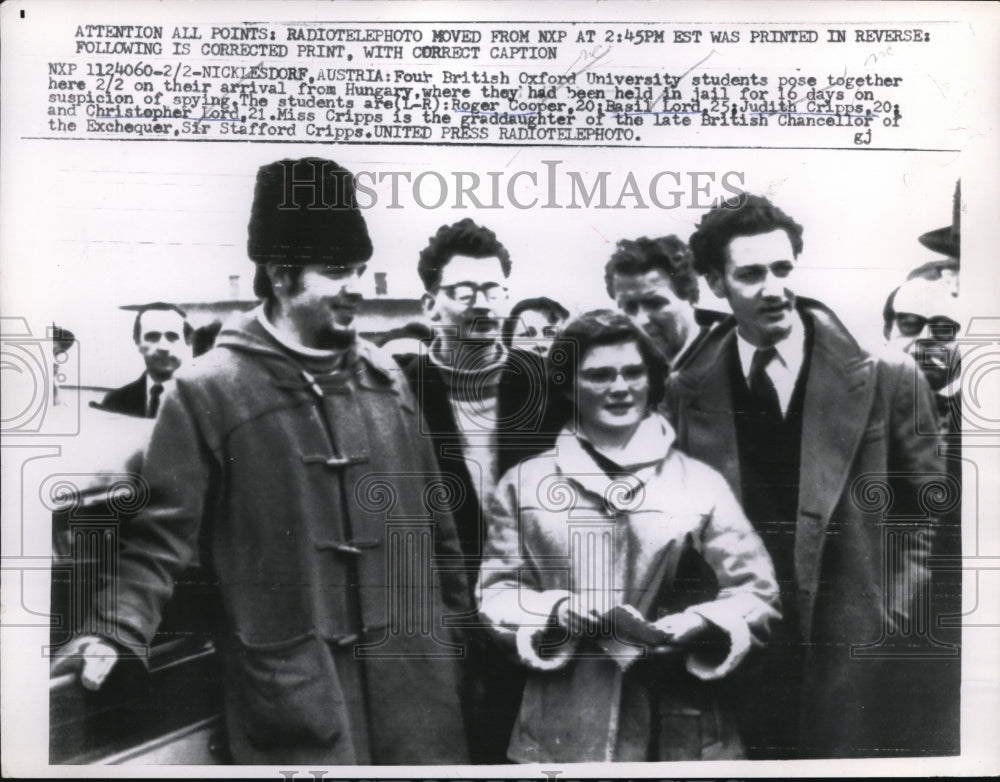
[212,306,401,385]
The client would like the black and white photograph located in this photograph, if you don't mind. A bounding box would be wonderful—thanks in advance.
[1,1,998,777]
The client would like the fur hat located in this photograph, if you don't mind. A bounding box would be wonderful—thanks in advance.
[247,158,373,266]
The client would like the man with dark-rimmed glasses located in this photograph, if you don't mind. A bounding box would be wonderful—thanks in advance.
[400,217,538,763]
[884,275,961,417]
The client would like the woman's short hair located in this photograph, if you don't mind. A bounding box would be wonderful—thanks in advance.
[546,309,668,415]
[502,296,571,347]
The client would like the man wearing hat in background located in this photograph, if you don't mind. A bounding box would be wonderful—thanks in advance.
[53,158,471,764]
[883,179,962,441]
[906,180,961,296]
[877,181,963,755]
[96,302,193,418]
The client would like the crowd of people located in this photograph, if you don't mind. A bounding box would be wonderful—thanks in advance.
[53,158,962,764]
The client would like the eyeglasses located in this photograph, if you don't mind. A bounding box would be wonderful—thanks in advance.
[731,260,795,285]
[439,282,508,306]
[579,364,649,387]
[894,313,959,341]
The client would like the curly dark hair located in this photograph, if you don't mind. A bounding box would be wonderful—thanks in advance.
[604,235,700,304]
[417,218,512,291]
[546,309,668,415]
[688,193,804,277]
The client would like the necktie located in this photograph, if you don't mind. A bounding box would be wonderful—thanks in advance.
[749,347,781,417]
[148,383,164,418]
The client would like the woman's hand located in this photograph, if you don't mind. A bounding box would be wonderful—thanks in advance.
[649,611,709,653]
[553,599,601,635]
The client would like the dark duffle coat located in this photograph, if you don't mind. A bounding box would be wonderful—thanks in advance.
[95,311,471,764]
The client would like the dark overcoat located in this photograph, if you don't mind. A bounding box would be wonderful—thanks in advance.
[664,298,945,757]
[96,374,148,417]
[399,347,561,763]
[95,311,470,764]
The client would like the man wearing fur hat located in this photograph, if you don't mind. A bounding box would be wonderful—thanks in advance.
[52,158,470,764]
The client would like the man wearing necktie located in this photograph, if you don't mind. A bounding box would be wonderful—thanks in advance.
[665,193,944,759]
[96,303,192,418]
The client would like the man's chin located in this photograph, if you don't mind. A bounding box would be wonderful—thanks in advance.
[762,319,793,345]
[147,360,180,377]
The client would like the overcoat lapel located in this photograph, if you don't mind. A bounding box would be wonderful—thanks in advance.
[682,332,742,498]
[795,308,876,605]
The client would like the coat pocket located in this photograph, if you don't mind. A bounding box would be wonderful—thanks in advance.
[658,693,740,760]
[234,633,346,749]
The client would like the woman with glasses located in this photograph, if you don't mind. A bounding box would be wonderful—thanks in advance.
[478,310,779,763]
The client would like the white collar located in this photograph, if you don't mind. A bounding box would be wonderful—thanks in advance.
[145,374,174,394]
[938,374,962,401]
[555,413,677,511]
[575,412,676,470]
[426,337,508,383]
[735,310,805,381]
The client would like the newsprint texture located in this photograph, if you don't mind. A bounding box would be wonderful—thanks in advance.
[1,1,998,778]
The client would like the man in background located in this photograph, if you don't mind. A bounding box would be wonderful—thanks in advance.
[97,302,192,417]
[879,201,964,755]
[907,180,960,297]
[403,218,516,563]
[605,235,724,372]
[884,275,962,430]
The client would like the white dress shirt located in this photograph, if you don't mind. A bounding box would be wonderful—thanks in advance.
[735,313,806,417]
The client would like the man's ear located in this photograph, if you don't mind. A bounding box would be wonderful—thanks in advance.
[421,291,439,320]
[265,262,290,291]
[705,269,727,300]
